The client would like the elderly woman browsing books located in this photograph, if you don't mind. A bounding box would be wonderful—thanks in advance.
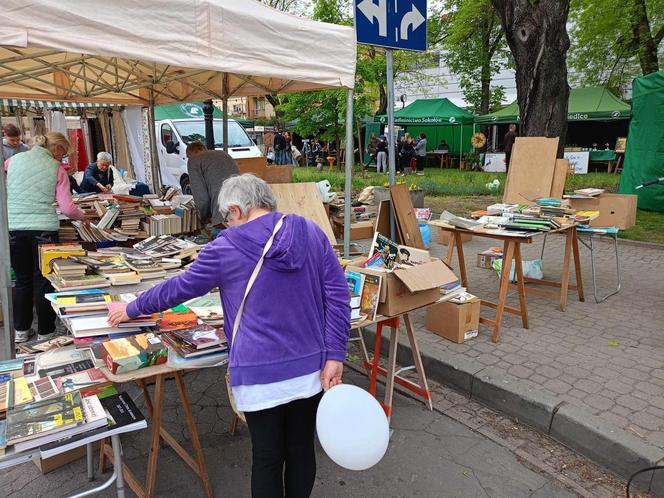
[108,173,350,498]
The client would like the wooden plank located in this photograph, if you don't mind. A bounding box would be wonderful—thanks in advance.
[389,184,424,248]
[503,137,559,205]
[550,159,568,198]
[270,183,336,244]
[374,200,391,238]
[236,157,293,184]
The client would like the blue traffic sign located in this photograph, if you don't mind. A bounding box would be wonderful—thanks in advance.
[355,0,427,52]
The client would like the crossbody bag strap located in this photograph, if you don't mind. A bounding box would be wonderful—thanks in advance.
[231,215,286,344]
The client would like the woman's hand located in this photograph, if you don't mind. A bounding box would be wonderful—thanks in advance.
[107,302,130,327]
[321,360,343,391]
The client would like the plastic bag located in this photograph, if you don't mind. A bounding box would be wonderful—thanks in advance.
[419,223,431,249]
[492,258,543,282]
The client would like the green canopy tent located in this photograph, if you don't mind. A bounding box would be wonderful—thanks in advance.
[154,102,255,128]
[619,71,664,212]
[375,98,476,161]
[475,86,631,124]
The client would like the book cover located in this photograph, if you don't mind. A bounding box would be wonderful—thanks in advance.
[162,333,227,358]
[0,358,24,378]
[345,270,365,296]
[28,377,59,402]
[360,274,382,322]
[370,233,399,269]
[56,293,111,306]
[55,368,109,393]
[13,377,34,407]
[158,310,199,331]
[100,392,146,429]
[102,333,168,374]
[6,392,84,445]
[171,325,226,350]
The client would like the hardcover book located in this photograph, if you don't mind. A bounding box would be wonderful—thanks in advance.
[102,333,168,374]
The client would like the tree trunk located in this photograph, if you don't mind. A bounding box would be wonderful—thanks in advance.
[631,0,659,75]
[265,94,284,123]
[491,0,571,157]
[479,16,492,115]
[377,83,388,116]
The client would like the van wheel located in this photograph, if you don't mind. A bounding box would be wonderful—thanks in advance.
[180,175,192,195]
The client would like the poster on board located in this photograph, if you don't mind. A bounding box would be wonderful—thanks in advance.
[483,153,506,172]
[563,151,589,174]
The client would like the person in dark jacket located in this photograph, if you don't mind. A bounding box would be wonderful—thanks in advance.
[503,124,518,172]
[398,137,415,173]
[186,141,239,228]
[2,123,29,159]
[80,152,114,193]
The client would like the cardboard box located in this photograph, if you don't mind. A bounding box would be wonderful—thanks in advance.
[569,193,637,229]
[477,250,502,269]
[332,218,374,241]
[348,259,459,317]
[425,295,480,343]
[33,442,99,474]
[438,229,472,246]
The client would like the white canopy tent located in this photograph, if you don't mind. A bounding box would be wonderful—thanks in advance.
[0,0,357,357]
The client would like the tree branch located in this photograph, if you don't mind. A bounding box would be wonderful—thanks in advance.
[654,25,664,46]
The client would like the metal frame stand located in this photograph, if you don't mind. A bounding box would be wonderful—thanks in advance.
[68,434,126,498]
[541,230,621,304]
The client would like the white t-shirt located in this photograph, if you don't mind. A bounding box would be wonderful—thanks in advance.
[232,370,322,412]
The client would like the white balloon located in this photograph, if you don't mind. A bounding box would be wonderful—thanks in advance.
[316,384,390,471]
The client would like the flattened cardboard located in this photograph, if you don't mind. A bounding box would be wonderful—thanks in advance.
[271,183,336,244]
[390,183,424,248]
[503,137,559,205]
[550,159,569,198]
[569,193,637,229]
[393,260,457,293]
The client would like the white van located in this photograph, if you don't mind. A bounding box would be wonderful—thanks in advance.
[155,103,262,193]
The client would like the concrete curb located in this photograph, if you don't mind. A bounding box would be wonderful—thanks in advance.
[617,238,664,250]
[362,328,664,494]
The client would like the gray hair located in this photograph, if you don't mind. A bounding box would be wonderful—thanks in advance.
[97,151,112,163]
[217,174,277,219]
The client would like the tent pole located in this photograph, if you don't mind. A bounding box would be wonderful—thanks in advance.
[148,88,161,193]
[386,49,396,241]
[222,73,229,153]
[459,124,463,166]
[343,89,354,258]
[0,113,15,359]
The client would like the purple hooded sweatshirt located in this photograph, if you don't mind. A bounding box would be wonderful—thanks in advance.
[127,212,351,386]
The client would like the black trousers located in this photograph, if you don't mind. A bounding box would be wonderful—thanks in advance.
[416,155,425,171]
[244,392,323,498]
[505,151,512,173]
[9,230,58,334]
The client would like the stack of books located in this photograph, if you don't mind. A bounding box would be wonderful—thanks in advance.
[58,223,78,242]
[123,255,167,280]
[50,258,87,281]
[4,392,108,453]
[143,214,184,236]
[47,271,110,292]
[162,325,227,359]
[184,293,223,326]
[46,289,115,319]
[39,243,86,277]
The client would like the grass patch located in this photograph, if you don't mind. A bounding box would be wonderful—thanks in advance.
[292,167,620,197]
[618,210,664,245]
[291,167,662,245]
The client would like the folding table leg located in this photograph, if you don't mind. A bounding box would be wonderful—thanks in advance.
[111,434,126,498]
[445,233,455,266]
[382,326,400,420]
[571,227,585,302]
[454,232,468,288]
[144,374,165,498]
[559,229,573,311]
[513,243,529,329]
[493,240,515,342]
[402,314,432,410]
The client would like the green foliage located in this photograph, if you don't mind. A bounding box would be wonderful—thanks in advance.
[568,0,663,93]
[436,0,510,114]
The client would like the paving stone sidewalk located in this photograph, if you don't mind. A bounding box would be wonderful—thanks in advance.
[1,368,602,498]
[394,232,664,477]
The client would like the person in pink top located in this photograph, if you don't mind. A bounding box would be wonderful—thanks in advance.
[6,132,86,343]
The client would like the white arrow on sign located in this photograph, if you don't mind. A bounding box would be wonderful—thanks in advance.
[400,4,425,41]
[358,0,387,38]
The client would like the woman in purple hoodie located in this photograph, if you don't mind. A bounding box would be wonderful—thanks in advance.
[109,173,351,497]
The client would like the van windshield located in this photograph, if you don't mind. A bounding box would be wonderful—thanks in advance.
[173,120,254,148]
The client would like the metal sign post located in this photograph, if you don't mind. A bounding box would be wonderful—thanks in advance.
[355,0,427,241]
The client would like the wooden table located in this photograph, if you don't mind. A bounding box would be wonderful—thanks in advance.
[97,364,213,498]
[429,221,584,342]
[350,291,464,421]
